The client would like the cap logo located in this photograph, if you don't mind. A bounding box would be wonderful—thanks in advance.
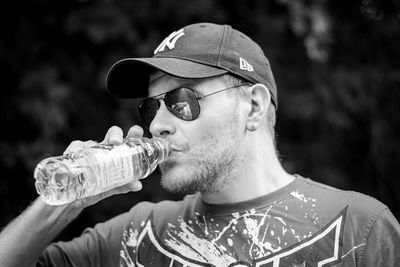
[240,57,254,72]
[154,28,185,55]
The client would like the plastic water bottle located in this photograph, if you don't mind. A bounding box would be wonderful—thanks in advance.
[34,137,169,205]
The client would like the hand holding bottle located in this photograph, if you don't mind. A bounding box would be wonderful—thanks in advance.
[35,125,168,207]
[67,125,145,208]
[1,125,155,267]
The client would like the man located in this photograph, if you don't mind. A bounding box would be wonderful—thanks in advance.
[0,22,399,266]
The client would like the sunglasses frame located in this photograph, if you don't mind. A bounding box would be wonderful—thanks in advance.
[138,83,252,129]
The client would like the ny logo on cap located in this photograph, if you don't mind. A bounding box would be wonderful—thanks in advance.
[240,57,254,72]
[154,29,185,55]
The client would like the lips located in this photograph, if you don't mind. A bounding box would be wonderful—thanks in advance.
[170,145,185,152]
[168,140,189,153]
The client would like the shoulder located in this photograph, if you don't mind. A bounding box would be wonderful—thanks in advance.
[297,177,400,260]
[293,176,392,232]
[301,177,388,214]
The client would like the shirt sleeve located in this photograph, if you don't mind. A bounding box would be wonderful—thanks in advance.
[37,210,131,267]
[359,208,400,267]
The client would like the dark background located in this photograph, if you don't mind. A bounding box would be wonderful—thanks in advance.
[1,0,399,242]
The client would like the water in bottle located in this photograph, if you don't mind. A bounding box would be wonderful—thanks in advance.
[34,137,169,205]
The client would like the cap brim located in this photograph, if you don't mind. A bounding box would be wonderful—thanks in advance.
[106,57,228,98]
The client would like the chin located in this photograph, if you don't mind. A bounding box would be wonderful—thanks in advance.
[159,161,203,194]
[159,163,188,193]
[158,147,235,195]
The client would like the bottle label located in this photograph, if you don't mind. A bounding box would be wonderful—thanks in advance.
[91,144,141,192]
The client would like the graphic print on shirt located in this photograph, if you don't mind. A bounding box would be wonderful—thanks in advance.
[120,192,350,266]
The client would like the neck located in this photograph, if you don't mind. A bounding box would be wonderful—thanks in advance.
[201,132,294,204]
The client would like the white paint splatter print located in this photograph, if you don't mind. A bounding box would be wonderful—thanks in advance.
[118,189,369,267]
[342,243,366,259]
[165,219,237,265]
[161,204,319,263]
[120,222,140,267]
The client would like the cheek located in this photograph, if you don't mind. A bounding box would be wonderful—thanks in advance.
[191,117,239,151]
[190,117,223,144]
[199,102,237,130]
[176,98,242,148]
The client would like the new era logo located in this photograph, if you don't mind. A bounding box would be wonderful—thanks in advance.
[240,57,254,72]
[154,28,185,55]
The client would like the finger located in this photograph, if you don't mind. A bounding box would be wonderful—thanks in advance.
[102,126,123,145]
[63,140,98,155]
[126,125,144,139]
[85,140,98,148]
[127,180,143,192]
[63,140,85,155]
[108,181,143,195]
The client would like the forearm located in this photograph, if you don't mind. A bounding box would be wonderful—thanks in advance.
[0,197,84,267]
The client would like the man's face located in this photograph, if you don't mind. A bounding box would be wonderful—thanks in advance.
[147,72,246,195]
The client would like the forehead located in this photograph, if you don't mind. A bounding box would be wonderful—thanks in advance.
[148,71,225,97]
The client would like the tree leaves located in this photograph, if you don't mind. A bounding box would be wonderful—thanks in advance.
[1,0,399,239]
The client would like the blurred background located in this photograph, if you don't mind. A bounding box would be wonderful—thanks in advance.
[1,0,399,241]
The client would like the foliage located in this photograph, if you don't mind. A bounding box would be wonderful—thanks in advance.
[0,0,399,240]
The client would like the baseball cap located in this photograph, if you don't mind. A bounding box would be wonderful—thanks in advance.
[106,22,278,107]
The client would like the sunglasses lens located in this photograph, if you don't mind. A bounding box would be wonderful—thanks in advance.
[138,88,201,129]
[138,99,160,128]
[165,88,200,121]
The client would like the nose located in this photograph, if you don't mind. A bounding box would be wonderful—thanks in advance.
[149,100,176,138]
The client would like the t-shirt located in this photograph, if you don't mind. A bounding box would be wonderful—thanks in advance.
[38,176,400,266]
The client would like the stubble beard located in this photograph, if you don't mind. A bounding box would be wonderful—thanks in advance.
[159,115,242,195]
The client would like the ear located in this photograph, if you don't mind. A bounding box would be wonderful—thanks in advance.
[246,83,271,131]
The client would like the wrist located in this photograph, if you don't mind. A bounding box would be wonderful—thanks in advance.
[35,197,84,230]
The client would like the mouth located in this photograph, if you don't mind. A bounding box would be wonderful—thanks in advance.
[168,140,189,153]
[161,146,187,167]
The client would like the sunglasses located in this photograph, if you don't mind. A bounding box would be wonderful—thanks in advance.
[138,83,251,129]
